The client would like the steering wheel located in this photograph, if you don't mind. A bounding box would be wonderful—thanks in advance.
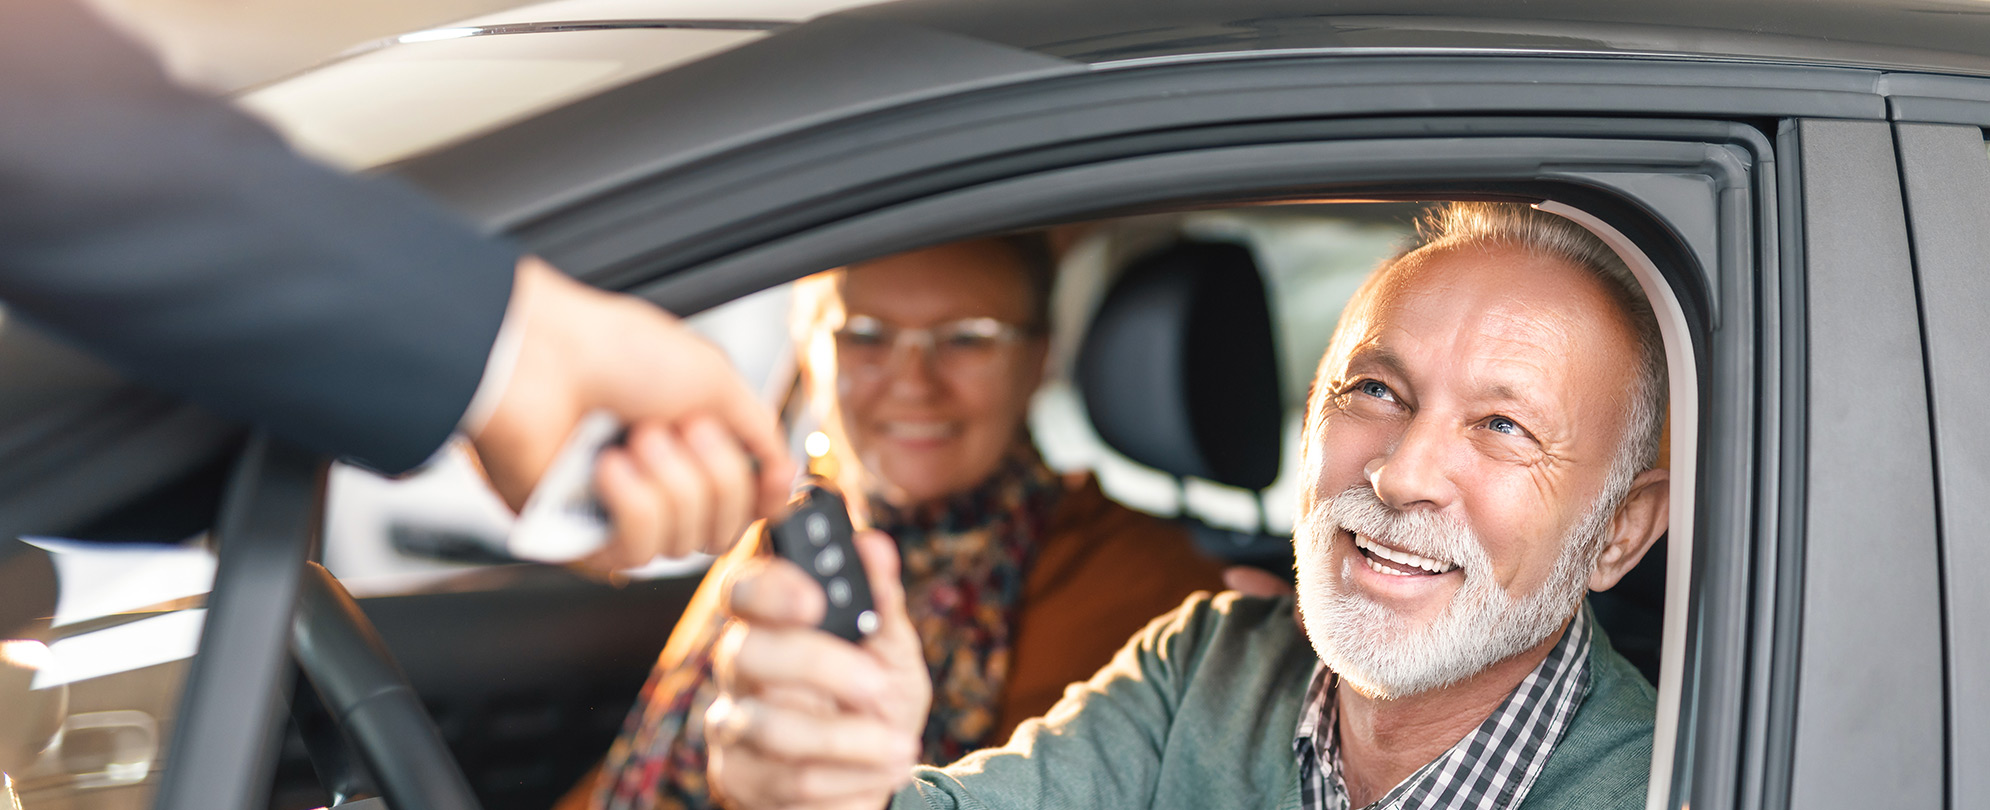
[291,560,483,810]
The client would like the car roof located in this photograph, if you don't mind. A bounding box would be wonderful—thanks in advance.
[244,0,1990,173]
[433,0,1990,76]
[238,0,1990,239]
[848,0,1990,74]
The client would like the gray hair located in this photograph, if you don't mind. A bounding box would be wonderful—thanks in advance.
[1409,202,1668,489]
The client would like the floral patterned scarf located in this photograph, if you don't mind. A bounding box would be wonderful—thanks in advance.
[594,442,1065,810]
[873,444,1065,761]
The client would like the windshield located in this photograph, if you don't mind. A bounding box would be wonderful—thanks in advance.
[0,536,215,810]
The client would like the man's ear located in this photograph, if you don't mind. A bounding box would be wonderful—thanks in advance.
[1589,468,1670,592]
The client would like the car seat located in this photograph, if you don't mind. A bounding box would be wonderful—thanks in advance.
[1074,239,1292,574]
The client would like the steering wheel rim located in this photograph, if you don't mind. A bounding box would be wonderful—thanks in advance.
[291,560,483,810]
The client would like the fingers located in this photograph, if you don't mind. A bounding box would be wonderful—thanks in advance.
[681,418,757,555]
[707,731,911,810]
[590,446,662,569]
[586,420,760,570]
[705,370,798,522]
[705,687,919,810]
[723,556,827,628]
[631,425,711,559]
[665,331,792,522]
[715,620,893,715]
[706,693,917,765]
[612,303,794,523]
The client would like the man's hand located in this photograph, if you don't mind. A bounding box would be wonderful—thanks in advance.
[471,257,796,568]
[707,530,929,810]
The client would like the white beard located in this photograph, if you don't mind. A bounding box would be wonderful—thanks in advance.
[1293,483,1615,699]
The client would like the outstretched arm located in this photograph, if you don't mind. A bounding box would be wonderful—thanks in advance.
[0,0,794,560]
[0,0,525,473]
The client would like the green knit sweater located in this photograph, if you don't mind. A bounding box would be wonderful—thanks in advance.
[894,591,1656,810]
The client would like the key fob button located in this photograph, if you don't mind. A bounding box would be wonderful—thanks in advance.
[827,577,853,607]
[806,513,830,545]
[814,545,844,576]
[856,610,880,636]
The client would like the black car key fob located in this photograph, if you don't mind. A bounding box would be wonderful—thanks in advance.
[766,478,878,643]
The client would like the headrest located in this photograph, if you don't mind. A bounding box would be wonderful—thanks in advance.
[1076,241,1283,491]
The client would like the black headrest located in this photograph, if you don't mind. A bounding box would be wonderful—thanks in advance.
[1076,241,1283,491]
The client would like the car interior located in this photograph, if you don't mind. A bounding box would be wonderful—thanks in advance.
[0,198,1685,810]
[270,201,1670,810]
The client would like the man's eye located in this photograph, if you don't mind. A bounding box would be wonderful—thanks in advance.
[1357,380,1395,401]
[1486,416,1525,436]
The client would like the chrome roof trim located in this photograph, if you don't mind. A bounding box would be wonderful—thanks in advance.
[1085,45,1990,80]
[337,19,794,60]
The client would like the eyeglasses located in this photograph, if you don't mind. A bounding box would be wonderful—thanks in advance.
[832,315,1030,376]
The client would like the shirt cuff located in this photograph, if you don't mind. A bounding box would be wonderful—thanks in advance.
[458,294,526,437]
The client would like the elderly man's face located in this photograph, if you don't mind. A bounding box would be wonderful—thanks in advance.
[1295,241,1647,698]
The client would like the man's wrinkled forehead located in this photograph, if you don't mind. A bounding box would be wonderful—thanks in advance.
[1349,292,1580,375]
[1313,242,1637,410]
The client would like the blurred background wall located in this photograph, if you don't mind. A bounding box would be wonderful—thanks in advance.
[85,0,522,93]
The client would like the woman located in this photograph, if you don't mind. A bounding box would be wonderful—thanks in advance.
[582,235,1226,810]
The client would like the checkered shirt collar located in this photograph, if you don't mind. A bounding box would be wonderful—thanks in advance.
[1292,603,1595,810]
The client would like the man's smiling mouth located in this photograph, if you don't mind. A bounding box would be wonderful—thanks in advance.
[1351,532,1460,577]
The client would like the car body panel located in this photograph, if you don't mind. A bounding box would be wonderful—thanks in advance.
[1892,120,1990,805]
[1785,118,1944,809]
[393,53,1884,253]
[849,0,1990,75]
[250,0,1990,229]
[388,13,1080,228]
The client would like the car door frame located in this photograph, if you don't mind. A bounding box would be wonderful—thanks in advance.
[404,63,1794,808]
[164,49,1930,810]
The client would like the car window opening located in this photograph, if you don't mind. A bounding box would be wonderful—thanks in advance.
[304,195,1698,810]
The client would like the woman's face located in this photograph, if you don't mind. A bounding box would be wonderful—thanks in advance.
[831,241,1048,506]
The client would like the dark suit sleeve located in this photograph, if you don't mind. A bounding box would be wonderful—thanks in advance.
[0,0,519,474]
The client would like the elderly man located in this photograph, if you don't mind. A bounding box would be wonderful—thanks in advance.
[703,202,1671,810]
